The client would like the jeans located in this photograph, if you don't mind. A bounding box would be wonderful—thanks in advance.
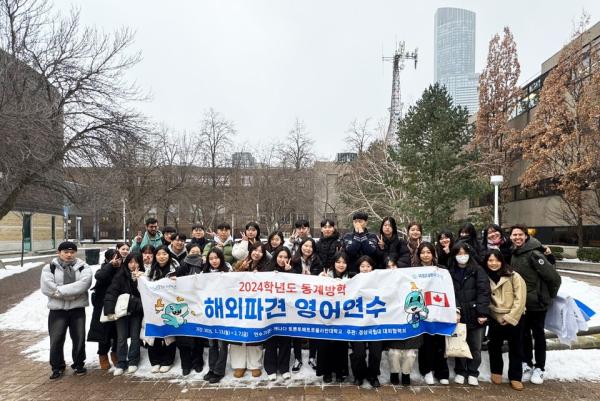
[454,327,484,377]
[208,340,228,376]
[522,310,547,370]
[115,314,142,369]
[48,308,86,371]
[488,319,524,381]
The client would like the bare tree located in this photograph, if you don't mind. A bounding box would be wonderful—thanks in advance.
[0,0,146,219]
[345,118,373,156]
[279,119,315,170]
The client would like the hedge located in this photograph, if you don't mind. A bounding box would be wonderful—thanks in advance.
[548,246,564,261]
[577,247,600,263]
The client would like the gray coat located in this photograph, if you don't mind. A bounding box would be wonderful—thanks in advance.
[40,258,92,310]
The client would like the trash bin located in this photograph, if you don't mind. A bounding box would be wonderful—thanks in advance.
[85,249,100,265]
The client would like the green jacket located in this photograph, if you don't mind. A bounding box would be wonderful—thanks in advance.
[203,237,235,264]
[131,231,163,252]
[511,237,561,312]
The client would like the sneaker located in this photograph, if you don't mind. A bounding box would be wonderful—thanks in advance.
[308,358,317,369]
[522,363,532,382]
[209,374,223,384]
[282,372,291,380]
[74,367,87,376]
[390,373,400,385]
[49,370,63,380]
[151,365,160,373]
[114,368,124,376]
[182,368,191,376]
[401,374,410,386]
[467,376,479,386]
[268,373,277,381]
[424,372,435,385]
[454,374,465,385]
[530,368,544,385]
[292,359,302,372]
[193,363,204,373]
[439,379,449,385]
[127,365,138,374]
[159,365,172,373]
[203,371,215,381]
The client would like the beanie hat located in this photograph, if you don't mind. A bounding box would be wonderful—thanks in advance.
[58,241,78,252]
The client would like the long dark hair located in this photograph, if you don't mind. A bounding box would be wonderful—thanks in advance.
[458,222,478,241]
[149,245,174,280]
[482,224,507,248]
[103,248,117,263]
[331,251,349,278]
[292,237,317,264]
[246,241,269,271]
[415,241,437,266]
[245,222,261,240]
[379,217,398,239]
[123,252,144,272]
[271,246,292,272]
[266,231,284,252]
[483,248,513,277]
[435,229,454,253]
[204,247,228,273]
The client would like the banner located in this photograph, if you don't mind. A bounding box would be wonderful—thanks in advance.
[138,267,457,342]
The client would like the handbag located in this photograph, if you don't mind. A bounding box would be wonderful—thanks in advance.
[100,294,131,322]
[444,323,473,359]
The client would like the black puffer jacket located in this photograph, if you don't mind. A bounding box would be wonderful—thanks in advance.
[447,263,490,330]
[103,267,144,317]
[292,255,324,276]
[511,237,561,312]
[375,235,411,268]
[455,236,484,266]
[87,261,120,342]
[175,254,204,276]
[315,232,341,271]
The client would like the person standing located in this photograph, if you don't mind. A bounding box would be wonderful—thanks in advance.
[342,212,378,277]
[41,241,92,380]
[375,217,411,268]
[509,224,561,385]
[190,224,208,252]
[131,218,163,252]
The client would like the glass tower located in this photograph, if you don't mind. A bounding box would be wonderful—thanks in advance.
[434,7,479,114]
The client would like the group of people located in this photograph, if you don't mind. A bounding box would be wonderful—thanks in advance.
[41,213,562,391]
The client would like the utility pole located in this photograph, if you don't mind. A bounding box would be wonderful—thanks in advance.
[383,42,418,144]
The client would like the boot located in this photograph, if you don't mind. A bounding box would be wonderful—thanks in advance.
[233,368,246,378]
[110,351,118,366]
[491,373,502,384]
[99,354,110,370]
[251,369,262,378]
[510,380,524,391]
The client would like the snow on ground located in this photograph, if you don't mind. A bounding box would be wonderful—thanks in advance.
[562,258,598,265]
[1,267,600,385]
[0,262,45,280]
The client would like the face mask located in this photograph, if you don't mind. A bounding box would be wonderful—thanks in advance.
[455,254,470,265]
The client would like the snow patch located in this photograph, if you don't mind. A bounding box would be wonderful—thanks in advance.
[0,262,44,280]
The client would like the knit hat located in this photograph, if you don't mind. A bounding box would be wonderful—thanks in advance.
[58,241,78,252]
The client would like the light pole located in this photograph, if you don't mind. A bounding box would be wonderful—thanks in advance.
[121,198,127,242]
[490,175,504,225]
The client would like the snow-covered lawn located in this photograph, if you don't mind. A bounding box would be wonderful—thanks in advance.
[1,266,599,385]
[0,262,45,280]
[562,258,599,265]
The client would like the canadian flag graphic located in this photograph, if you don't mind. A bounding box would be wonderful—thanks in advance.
[425,291,449,307]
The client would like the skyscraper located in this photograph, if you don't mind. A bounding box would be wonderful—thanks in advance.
[434,7,479,114]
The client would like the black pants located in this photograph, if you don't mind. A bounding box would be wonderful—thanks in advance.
[454,327,484,377]
[488,319,524,381]
[177,338,205,371]
[350,341,382,380]
[208,340,228,376]
[148,339,176,366]
[317,340,349,378]
[264,336,291,375]
[48,308,86,371]
[523,310,547,370]
[418,334,449,379]
[97,322,117,355]
[292,338,317,361]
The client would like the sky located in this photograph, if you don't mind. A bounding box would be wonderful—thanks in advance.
[53,0,600,160]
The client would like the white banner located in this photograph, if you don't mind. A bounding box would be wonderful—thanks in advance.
[138,267,457,342]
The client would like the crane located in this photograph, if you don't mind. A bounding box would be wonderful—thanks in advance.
[383,42,418,144]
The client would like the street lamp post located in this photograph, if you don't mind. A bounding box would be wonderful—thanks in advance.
[490,175,504,225]
[121,198,127,242]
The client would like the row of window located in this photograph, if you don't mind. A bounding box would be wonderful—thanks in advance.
[469,178,561,208]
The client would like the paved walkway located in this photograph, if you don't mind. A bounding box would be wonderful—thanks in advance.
[1,266,599,400]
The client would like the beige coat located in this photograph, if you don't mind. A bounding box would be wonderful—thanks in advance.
[489,272,527,326]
